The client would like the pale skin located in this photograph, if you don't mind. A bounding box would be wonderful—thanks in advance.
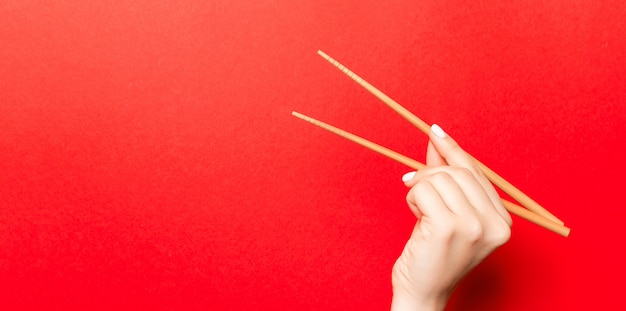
[391,124,513,311]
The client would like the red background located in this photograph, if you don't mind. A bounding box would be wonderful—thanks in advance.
[1,1,625,310]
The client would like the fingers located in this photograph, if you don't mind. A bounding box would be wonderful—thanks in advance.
[428,124,511,225]
[405,179,451,223]
[403,124,513,226]
[411,167,499,219]
[405,168,511,249]
[403,124,477,188]
[405,167,509,240]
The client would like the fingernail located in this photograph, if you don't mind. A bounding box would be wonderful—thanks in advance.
[402,171,416,183]
[431,124,446,138]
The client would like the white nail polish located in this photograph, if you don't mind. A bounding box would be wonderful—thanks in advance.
[402,171,416,183]
[431,124,446,138]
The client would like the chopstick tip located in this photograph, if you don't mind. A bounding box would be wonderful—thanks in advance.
[291,111,305,119]
[563,227,571,238]
[317,50,329,60]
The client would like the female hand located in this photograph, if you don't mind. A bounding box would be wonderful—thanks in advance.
[391,124,512,311]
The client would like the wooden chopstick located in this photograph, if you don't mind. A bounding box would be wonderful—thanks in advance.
[316,50,565,226]
[292,111,571,237]
[292,111,425,170]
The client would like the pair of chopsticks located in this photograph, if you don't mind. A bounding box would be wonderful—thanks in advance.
[292,50,570,237]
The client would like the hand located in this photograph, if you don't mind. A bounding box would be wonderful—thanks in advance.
[391,124,512,311]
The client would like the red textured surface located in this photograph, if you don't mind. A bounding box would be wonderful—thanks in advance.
[1,1,625,310]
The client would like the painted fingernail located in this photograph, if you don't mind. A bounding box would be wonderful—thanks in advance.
[431,124,446,138]
[402,171,416,183]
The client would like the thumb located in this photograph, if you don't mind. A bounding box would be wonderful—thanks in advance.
[426,139,447,166]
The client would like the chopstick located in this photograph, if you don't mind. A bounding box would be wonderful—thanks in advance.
[316,50,565,226]
[292,111,425,170]
[292,111,571,237]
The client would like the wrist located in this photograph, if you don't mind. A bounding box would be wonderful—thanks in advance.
[391,293,448,311]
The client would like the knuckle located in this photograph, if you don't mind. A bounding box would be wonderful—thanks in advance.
[430,171,452,184]
[491,223,512,246]
[457,167,474,179]
[471,162,485,177]
[451,161,482,178]
[413,178,433,195]
[405,190,415,204]
[462,220,484,242]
